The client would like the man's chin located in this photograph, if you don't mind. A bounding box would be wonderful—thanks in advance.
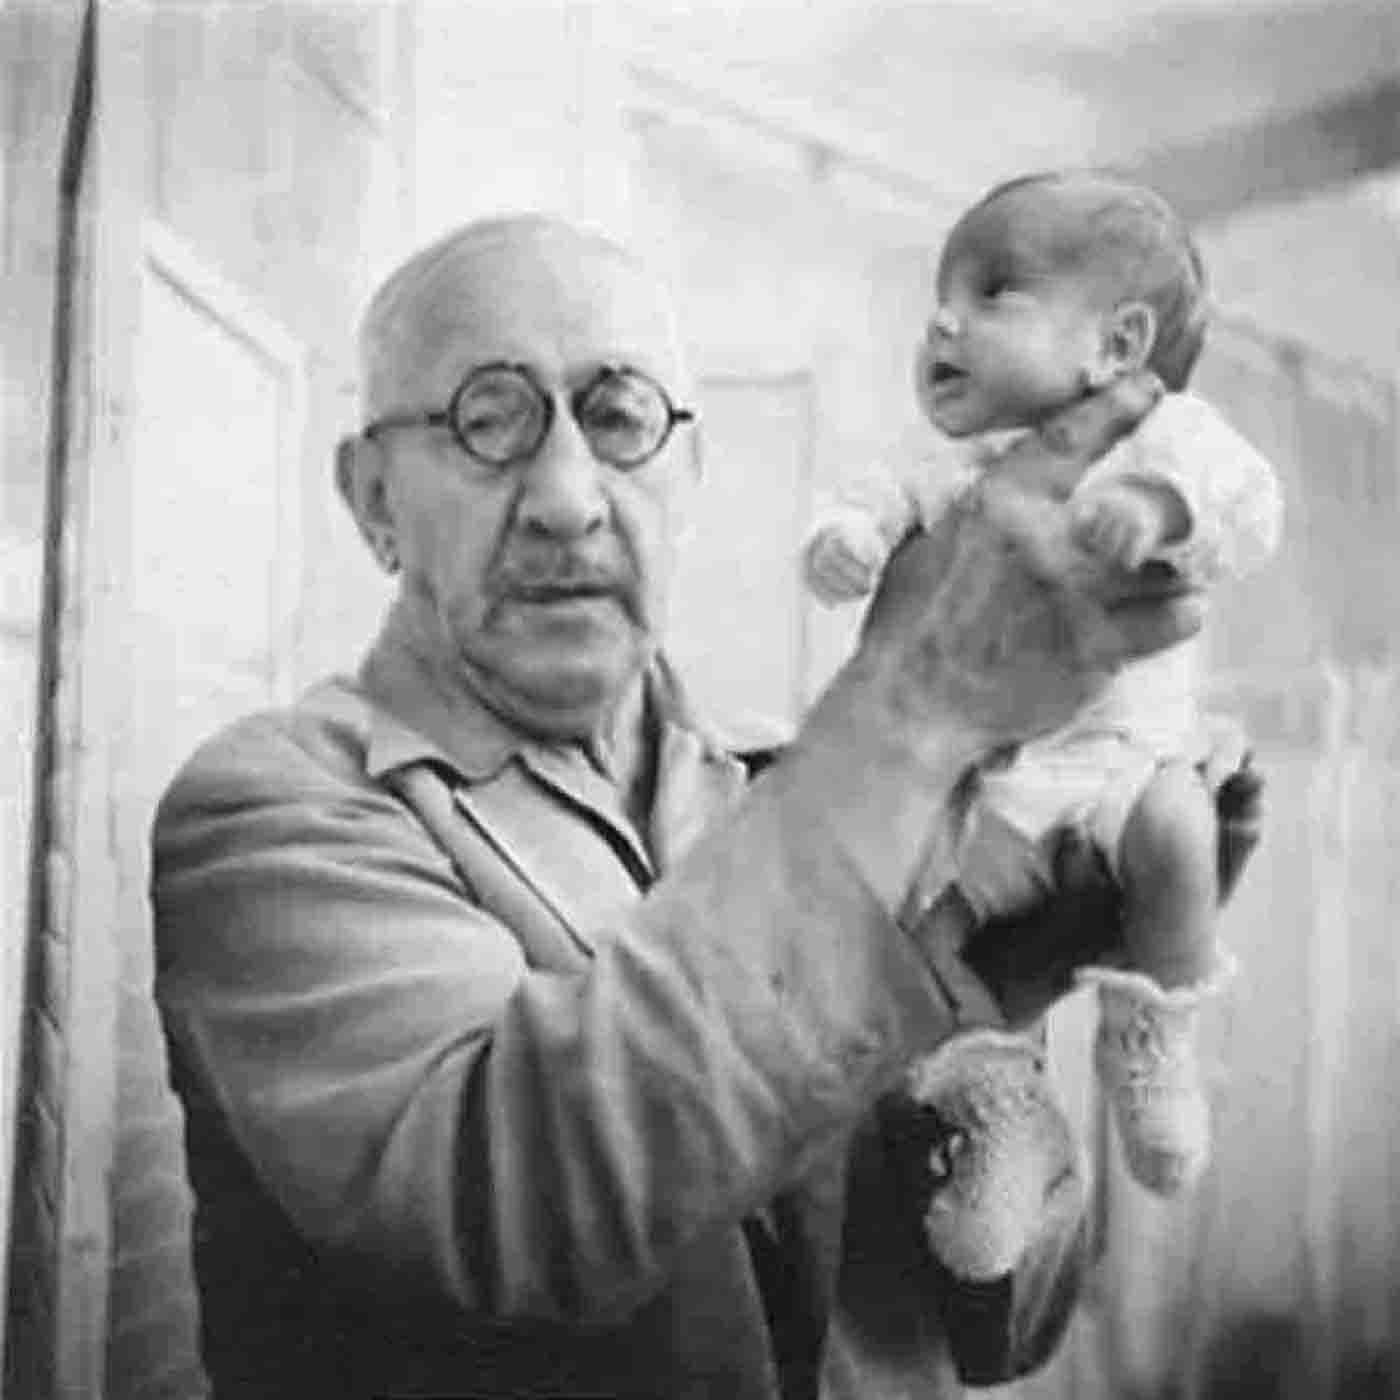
[479,647,648,739]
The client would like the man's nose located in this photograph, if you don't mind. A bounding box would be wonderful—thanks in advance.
[515,411,608,538]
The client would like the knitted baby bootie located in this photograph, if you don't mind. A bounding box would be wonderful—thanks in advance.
[1079,954,1236,1196]
[894,1028,1082,1280]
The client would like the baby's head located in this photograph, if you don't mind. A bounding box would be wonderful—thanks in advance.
[915,170,1207,438]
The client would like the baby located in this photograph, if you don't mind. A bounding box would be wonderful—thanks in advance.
[805,171,1282,1219]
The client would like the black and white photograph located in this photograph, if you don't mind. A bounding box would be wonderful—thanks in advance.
[2,2,1399,1397]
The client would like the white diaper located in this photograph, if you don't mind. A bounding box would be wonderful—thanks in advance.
[955,731,1167,922]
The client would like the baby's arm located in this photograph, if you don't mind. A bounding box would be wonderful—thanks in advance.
[804,463,962,605]
[1070,393,1283,584]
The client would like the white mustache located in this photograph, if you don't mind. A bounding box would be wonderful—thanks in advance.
[494,553,636,604]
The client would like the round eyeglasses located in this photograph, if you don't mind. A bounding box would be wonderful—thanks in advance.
[362,361,696,471]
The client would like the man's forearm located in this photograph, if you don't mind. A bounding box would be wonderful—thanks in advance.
[467,676,1007,1319]
[154,680,1011,1330]
[787,648,988,918]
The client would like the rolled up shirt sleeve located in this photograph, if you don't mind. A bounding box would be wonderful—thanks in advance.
[152,705,984,1328]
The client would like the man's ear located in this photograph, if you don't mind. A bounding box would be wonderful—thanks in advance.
[335,434,401,574]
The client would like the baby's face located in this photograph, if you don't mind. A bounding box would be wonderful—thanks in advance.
[914,240,1108,439]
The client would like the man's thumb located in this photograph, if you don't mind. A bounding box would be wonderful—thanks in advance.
[1037,370,1164,470]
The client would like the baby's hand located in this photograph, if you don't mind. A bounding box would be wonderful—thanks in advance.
[1069,484,1168,571]
[805,515,892,604]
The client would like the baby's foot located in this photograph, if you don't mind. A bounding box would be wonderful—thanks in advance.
[891,1029,1083,1279]
[1080,959,1234,1195]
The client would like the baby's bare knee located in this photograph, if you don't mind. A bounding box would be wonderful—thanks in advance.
[1122,762,1216,886]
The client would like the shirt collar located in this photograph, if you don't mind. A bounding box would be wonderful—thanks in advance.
[360,607,522,782]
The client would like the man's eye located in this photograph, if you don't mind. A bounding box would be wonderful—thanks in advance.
[589,404,643,431]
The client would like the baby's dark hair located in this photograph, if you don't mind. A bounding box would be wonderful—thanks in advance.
[951,169,1209,391]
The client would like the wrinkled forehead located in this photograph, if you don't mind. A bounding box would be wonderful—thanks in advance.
[362,219,687,413]
[937,182,1102,290]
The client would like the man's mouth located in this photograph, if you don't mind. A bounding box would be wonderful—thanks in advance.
[495,547,637,621]
[502,571,639,626]
[511,581,620,607]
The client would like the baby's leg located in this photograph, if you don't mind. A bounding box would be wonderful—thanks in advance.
[896,812,1074,1283]
[1118,760,1218,987]
[890,1025,1083,1282]
[1088,761,1232,1195]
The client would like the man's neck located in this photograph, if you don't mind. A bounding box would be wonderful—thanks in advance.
[581,678,658,836]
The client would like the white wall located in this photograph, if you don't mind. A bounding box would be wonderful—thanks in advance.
[405,0,635,249]
[1201,171,1400,376]
[399,2,971,729]
[633,114,958,722]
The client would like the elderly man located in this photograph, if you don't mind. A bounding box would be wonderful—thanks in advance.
[152,215,1253,1399]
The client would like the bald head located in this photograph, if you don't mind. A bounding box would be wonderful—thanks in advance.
[359,215,689,419]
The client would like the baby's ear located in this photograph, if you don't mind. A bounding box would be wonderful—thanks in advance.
[1092,301,1158,384]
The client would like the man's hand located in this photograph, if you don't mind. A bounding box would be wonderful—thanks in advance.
[1069,483,1171,571]
[857,371,1187,748]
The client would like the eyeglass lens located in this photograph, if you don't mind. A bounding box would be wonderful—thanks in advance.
[452,368,550,465]
[576,371,670,465]
[451,365,674,467]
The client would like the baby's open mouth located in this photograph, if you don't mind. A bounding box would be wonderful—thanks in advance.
[929,361,966,387]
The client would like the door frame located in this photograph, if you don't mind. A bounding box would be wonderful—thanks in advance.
[4,4,302,1391]
[5,0,118,1393]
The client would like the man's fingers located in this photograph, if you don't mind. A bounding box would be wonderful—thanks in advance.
[1047,823,1110,891]
[1036,370,1165,470]
[982,371,1163,502]
[1101,591,1205,663]
[1196,715,1250,790]
[1216,759,1263,818]
[1216,760,1264,902]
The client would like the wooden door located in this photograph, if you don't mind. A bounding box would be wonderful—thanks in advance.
[7,4,408,1395]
